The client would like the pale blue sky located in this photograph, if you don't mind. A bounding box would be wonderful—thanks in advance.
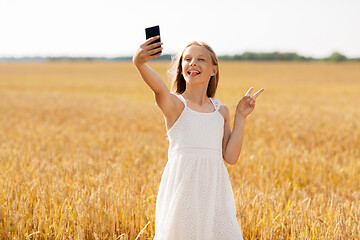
[0,0,359,58]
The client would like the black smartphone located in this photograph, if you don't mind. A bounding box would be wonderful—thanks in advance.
[145,25,162,56]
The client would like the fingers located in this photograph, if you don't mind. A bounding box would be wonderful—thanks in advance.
[139,40,163,58]
[143,39,163,57]
[244,87,265,100]
[245,87,253,96]
[242,94,256,106]
[142,36,161,47]
[149,50,162,60]
[252,88,265,99]
[147,41,163,51]
[134,36,163,65]
[244,88,255,105]
[149,46,163,55]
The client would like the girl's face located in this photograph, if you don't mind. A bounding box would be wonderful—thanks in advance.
[181,45,217,85]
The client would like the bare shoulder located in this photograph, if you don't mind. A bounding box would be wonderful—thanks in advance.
[218,103,230,123]
[155,92,183,115]
[169,93,185,112]
[155,92,185,130]
[167,93,185,111]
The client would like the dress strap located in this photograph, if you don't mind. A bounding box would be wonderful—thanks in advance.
[210,98,221,111]
[175,94,187,108]
[177,94,221,111]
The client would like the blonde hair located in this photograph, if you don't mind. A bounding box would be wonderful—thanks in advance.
[169,41,219,98]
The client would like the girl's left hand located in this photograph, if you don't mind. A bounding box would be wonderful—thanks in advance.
[236,87,264,118]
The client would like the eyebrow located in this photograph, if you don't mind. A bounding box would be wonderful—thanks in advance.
[184,54,206,57]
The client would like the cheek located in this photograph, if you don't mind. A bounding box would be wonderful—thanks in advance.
[202,63,211,74]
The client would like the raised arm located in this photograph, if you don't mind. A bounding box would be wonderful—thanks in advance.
[133,36,167,95]
[223,111,246,165]
[132,36,181,121]
[223,87,264,165]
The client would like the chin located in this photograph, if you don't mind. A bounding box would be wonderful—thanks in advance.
[185,79,207,85]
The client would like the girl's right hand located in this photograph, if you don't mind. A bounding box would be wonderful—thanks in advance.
[133,36,163,66]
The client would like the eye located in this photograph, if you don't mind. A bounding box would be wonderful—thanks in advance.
[184,58,191,61]
[198,58,205,61]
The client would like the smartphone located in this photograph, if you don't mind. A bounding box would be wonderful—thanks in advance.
[145,25,162,56]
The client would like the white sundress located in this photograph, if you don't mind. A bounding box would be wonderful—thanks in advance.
[153,94,244,240]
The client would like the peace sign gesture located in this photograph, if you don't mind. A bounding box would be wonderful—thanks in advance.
[236,87,264,118]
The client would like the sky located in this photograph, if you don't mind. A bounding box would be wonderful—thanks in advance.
[0,0,359,58]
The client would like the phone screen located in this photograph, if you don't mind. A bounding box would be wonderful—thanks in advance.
[145,25,162,55]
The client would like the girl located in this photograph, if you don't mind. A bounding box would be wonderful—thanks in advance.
[133,36,264,239]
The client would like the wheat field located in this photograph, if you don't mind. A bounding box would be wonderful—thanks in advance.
[0,61,359,239]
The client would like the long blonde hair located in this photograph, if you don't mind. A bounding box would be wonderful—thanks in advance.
[169,41,219,98]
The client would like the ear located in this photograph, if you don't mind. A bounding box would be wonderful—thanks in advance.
[211,65,218,76]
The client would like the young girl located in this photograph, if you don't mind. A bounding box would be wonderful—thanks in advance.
[133,36,264,239]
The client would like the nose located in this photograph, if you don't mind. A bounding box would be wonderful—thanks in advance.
[190,59,197,66]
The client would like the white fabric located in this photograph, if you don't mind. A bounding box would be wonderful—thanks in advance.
[154,94,244,240]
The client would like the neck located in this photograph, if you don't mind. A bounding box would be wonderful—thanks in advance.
[182,85,210,106]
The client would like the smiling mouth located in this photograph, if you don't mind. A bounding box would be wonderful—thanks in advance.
[188,70,200,77]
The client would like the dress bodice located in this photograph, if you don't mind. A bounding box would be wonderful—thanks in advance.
[167,94,224,154]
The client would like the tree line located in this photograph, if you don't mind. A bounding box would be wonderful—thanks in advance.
[219,51,358,61]
[0,51,359,62]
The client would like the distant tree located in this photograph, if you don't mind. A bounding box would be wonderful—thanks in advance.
[326,52,347,62]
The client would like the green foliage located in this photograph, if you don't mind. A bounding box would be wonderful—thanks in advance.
[219,52,314,61]
[1,52,359,62]
[324,52,348,62]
